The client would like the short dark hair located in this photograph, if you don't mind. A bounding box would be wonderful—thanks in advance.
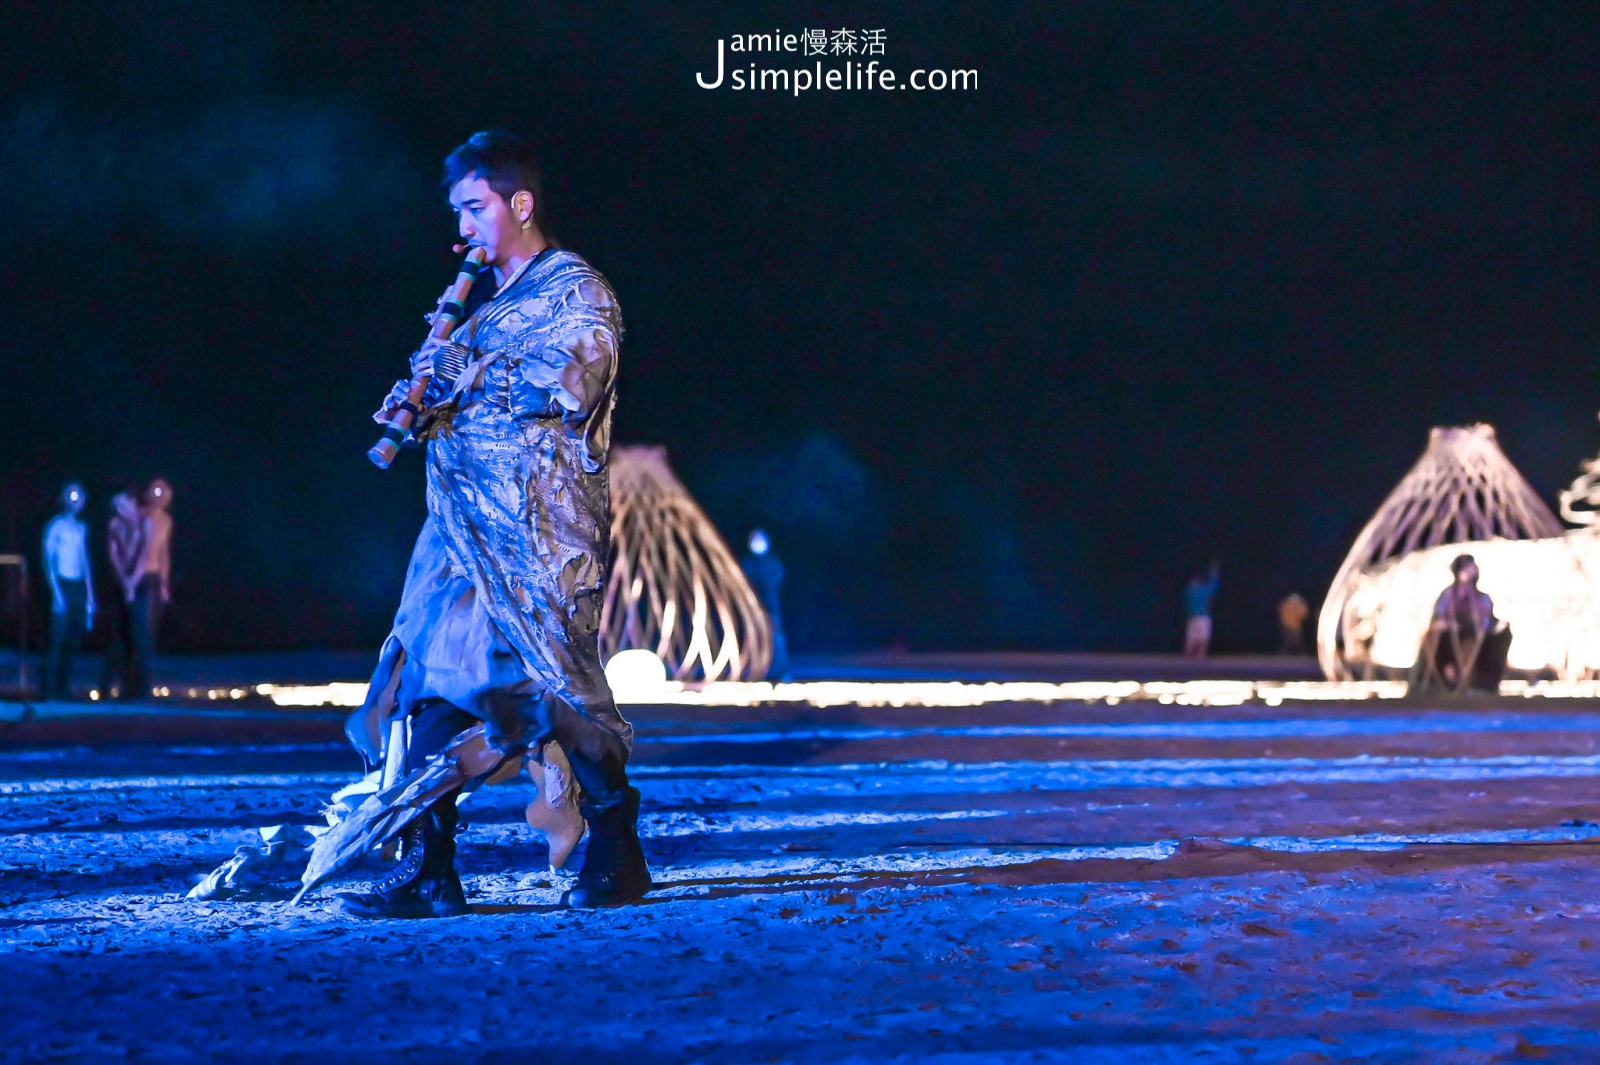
[442,131,548,232]
[1450,553,1477,576]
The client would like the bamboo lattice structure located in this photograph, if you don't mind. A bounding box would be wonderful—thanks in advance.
[1317,424,1563,679]
[601,445,773,682]
[1558,413,1600,526]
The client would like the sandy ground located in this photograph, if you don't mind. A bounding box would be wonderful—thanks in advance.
[7,696,1600,1062]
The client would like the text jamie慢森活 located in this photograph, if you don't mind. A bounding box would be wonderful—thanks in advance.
[695,30,975,95]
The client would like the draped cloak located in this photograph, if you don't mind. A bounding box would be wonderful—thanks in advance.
[347,248,630,765]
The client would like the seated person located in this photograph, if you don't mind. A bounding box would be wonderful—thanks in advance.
[1411,554,1511,693]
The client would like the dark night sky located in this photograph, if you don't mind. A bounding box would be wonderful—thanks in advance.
[4,1,1599,655]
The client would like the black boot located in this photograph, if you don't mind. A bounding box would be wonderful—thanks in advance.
[337,799,468,919]
[563,785,652,909]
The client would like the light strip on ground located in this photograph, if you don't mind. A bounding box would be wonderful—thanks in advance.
[250,677,1600,709]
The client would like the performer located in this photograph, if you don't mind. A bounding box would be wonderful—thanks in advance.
[99,491,144,699]
[129,478,174,700]
[742,529,791,680]
[40,482,94,700]
[336,131,649,918]
[1413,554,1512,693]
[1277,592,1310,656]
[1182,560,1220,657]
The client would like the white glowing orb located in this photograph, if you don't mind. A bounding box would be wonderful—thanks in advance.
[605,649,671,698]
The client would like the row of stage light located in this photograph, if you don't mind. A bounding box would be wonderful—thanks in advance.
[222,676,1600,709]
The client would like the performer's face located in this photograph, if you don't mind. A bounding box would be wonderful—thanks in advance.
[61,483,85,515]
[449,175,523,266]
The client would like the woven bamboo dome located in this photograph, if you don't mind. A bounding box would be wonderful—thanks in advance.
[601,445,773,682]
[1317,424,1562,679]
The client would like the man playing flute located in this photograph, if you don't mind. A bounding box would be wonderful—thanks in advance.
[339,131,649,918]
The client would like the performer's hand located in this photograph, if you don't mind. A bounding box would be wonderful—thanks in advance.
[50,586,64,615]
[160,583,171,606]
[373,379,411,424]
[422,284,456,327]
[411,338,442,379]
[85,602,95,631]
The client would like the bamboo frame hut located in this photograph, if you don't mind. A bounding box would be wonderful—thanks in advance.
[601,445,773,682]
[1317,424,1563,679]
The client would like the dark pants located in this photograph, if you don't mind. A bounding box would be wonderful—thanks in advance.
[406,702,479,775]
[129,574,163,700]
[1446,622,1513,692]
[41,580,88,700]
[404,697,633,878]
[405,702,476,875]
[99,594,137,699]
[1411,622,1514,693]
[407,697,629,789]
[542,696,633,811]
[409,696,631,807]
[1279,624,1306,656]
[769,615,792,681]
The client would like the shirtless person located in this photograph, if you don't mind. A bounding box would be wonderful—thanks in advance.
[40,482,94,701]
[129,479,174,700]
[100,491,145,699]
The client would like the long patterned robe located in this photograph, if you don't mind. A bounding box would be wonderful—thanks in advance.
[348,248,630,764]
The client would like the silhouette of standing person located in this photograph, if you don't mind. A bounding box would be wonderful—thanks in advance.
[741,529,791,680]
[1278,593,1310,655]
[41,482,94,701]
[1183,560,1221,658]
[128,479,173,700]
[100,491,144,699]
